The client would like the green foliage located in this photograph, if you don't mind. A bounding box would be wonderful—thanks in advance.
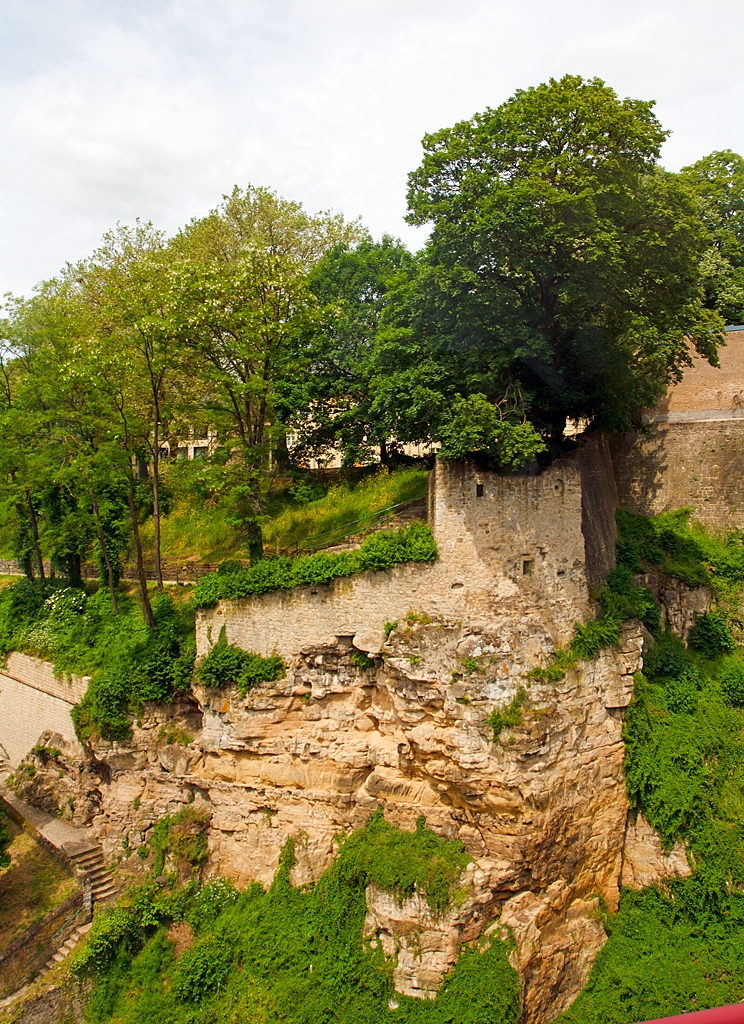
[193,522,438,608]
[147,467,428,564]
[616,508,712,587]
[150,806,211,877]
[351,650,374,670]
[336,807,471,915]
[489,687,527,740]
[406,75,724,438]
[77,812,519,1024]
[688,611,736,657]
[196,625,285,695]
[384,620,398,638]
[559,881,744,1024]
[680,150,744,325]
[0,581,197,742]
[0,806,10,869]
[437,394,546,469]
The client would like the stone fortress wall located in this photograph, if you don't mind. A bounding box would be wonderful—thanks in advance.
[195,436,619,665]
[612,325,744,530]
[0,653,85,767]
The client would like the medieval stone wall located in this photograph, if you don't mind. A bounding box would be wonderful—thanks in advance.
[0,654,85,767]
[612,326,744,531]
[195,453,603,664]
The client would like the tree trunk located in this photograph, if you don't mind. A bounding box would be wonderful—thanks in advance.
[380,439,389,467]
[246,519,264,565]
[25,489,45,583]
[128,474,156,629]
[68,553,82,589]
[92,498,119,615]
[152,404,164,591]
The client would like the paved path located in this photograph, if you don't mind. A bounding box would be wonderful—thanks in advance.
[0,775,98,859]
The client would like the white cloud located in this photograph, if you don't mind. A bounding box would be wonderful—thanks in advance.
[0,0,742,294]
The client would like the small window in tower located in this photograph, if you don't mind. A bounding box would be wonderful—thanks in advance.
[476,483,484,497]
[523,559,535,575]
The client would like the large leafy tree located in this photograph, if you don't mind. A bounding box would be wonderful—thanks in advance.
[405,74,725,438]
[167,186,362,558]
[680,150,744,325]
[283,234,415,466]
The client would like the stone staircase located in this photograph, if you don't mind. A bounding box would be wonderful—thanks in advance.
[44,921,93,971]
[69,843,118,906]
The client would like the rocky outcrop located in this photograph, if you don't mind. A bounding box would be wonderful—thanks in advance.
[621,814,691,890]
[5,454,648,1023]
[16,615,642,1023]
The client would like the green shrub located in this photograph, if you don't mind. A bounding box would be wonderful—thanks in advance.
[193,522,438,609]
[719,657,744,707]
[489,687,527,740]
[77,812,519,1024]
[643,630,688,679]
[688,611,736,658]
[150,806,211,877]
[351,651,374,670]
[175,931,234,1002]
[197,626,285,695]
[571,618,621,660]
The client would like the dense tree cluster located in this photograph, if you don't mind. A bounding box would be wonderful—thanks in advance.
[1,75,742,614]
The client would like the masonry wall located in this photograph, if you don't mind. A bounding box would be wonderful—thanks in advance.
[0,654,85,767]
[612,420,744,531]
[612,327,744,532]
[196,455,598,664]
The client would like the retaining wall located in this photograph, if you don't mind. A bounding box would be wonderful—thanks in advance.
[0,655,86,768]
[0,890,86,999]
[612,327,744,532]
[196,451,616,661]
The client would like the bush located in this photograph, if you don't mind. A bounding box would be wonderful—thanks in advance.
[643,631,688,679]
[719,658,744,707]
[175,932,235,1002]
[197,626,285,696]
[193,522,438,609]
[688,612,736,658]
[76,812,520,1024]
[489,687,527,740]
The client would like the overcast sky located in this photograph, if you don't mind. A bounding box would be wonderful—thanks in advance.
[1,0,743,296]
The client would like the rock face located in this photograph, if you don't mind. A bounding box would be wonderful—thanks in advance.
[621,814,691,890]
[6,451,658,1024]
[17,617,642,1024]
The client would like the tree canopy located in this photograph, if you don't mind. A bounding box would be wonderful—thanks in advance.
[0,76,741,601]
[404,74,726,437]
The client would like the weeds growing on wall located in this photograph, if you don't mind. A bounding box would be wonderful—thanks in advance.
[193,522,438,609]
[197,625,285,695]
[75,810,520,1024]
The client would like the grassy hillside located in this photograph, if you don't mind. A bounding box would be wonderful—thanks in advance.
[74,811,520,1024]
[144,467,429,564]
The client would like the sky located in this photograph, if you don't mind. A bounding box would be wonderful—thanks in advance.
[1,0,743,297]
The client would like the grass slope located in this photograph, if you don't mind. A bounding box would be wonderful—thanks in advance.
[144,467,429,564]
[0,818,78,950]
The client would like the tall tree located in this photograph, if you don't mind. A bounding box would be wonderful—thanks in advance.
[168,186,362,560]
[405,75,725,440]
[282,234,415,466]
[680,150,744,325]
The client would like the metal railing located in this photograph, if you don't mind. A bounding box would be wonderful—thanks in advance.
[276,497,427,557]
[0,497,427,583]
